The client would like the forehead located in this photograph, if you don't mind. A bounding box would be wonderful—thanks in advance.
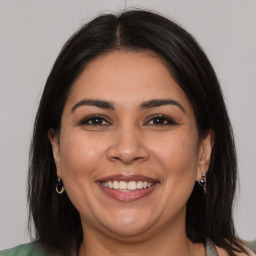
[65,50,192,111]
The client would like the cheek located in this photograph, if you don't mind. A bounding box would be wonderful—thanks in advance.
[155,130,199,216]
[57,130,108,213]
[150,128,199,189]
[59,130,105,182]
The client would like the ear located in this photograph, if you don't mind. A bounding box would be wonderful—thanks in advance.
[48,129,62,178]
[196,130,214,181]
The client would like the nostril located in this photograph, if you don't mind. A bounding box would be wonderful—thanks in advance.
[106,135,150,164]
[110,155,147,165]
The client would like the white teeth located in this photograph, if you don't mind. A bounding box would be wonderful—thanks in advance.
[137,181,143,189]
[128,181,137,190]
[113,181,119,189]
[119,181,128,190]
[101,180,154,191]
[108,181,113,189]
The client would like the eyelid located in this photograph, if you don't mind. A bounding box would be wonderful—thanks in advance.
[79,114,111,126]
[144,114,180,125]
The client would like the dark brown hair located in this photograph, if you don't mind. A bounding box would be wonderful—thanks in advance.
[28,9,248,256]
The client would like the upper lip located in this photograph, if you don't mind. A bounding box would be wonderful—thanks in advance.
[96,174,159,183]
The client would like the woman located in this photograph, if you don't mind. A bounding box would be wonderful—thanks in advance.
[0,9,254,256]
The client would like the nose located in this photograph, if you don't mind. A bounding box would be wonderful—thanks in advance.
[106,126,149,165]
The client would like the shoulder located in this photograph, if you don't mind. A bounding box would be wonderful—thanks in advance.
[0,242,51,256]
[216,245,256,256]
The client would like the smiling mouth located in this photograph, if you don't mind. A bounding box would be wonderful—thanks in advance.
[97,175,159,201]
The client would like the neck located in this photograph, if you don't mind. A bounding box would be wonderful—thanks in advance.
[78,213,204,256]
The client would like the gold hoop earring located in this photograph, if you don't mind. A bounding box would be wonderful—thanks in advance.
[56,178,65,194]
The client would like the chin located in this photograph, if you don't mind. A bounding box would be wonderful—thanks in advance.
[105,226,152,240]
[97,215,155,239]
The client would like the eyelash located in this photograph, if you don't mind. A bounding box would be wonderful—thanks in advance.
[79,114,179,127]
[145,114,179,126]
[79,115,110,126]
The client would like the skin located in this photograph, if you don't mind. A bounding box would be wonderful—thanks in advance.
[49,50,215,256]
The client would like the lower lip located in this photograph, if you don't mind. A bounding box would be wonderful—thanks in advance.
[97,182,158,202]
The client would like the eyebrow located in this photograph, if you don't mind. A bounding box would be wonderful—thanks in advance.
[71,99,114,112]
[71,98,185,113]
[139,99,185,113]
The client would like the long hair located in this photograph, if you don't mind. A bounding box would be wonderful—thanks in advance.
[28,9,247,255]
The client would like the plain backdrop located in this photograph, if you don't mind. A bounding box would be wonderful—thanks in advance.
[0,0,255,250]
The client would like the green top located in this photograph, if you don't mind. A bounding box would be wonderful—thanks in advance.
[0,242,50,256]
[1,240,255,255]
[246,240,256,253]
[0,240,220,256]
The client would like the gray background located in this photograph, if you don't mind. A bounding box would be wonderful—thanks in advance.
[0,0,255,250]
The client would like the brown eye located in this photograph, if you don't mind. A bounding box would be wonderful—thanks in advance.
[79,115,110,126]
[146,115,179,126]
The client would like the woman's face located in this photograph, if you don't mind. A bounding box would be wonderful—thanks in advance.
[49,50,213,240]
